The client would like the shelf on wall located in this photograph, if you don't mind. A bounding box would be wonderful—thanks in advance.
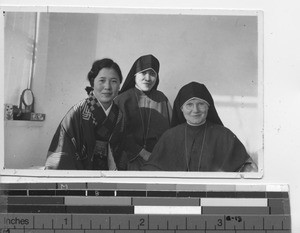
[4,120,44,127]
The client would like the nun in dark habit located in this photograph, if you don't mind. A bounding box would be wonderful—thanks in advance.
[142,82,257,172]
[114,54,172,170]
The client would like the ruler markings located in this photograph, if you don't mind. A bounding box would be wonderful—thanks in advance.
[1,214,290,230]
[71,215,73,230]
[0,214,291,228]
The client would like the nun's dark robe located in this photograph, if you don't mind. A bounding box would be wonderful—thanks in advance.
[45,94,126,170]
[142,121,250,172]
[114,87,172,169]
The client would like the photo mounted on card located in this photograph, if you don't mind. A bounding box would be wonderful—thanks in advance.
[0,6,263,179]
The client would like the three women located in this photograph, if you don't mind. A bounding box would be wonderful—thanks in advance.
[46,55,256,172]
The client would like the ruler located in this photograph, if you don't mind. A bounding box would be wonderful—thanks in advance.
[0,183,291,232]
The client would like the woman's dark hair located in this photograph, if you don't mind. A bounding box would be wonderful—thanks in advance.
[87,58,123,87]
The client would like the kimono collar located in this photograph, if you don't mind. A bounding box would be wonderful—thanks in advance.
[99,102,112,116]
[92,91,113,116]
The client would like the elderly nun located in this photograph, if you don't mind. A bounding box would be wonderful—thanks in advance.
[142,82,257,172]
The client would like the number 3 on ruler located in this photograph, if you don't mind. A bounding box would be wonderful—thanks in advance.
[217,219,223,226]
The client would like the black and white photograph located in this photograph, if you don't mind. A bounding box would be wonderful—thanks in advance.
[2,8,263,178]
[1,1,300,230]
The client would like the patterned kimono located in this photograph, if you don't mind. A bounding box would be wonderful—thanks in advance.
[45,93,126,170]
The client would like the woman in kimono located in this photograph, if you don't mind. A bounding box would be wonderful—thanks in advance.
[45,58,127,170]
[114,54,172,170]
[142,82,257,172]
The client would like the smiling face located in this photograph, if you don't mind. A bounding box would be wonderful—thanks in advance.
[93,68,120,109]
[181,98,209,126]
[135,68,157,92]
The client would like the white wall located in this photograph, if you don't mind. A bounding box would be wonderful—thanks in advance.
[0,0,300,231]
[4,13,99,168]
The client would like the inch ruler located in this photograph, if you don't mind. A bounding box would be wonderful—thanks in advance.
[0,183,291,233]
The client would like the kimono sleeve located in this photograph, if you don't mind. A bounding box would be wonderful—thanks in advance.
[45,124,78,169]
[45,107,85,170]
